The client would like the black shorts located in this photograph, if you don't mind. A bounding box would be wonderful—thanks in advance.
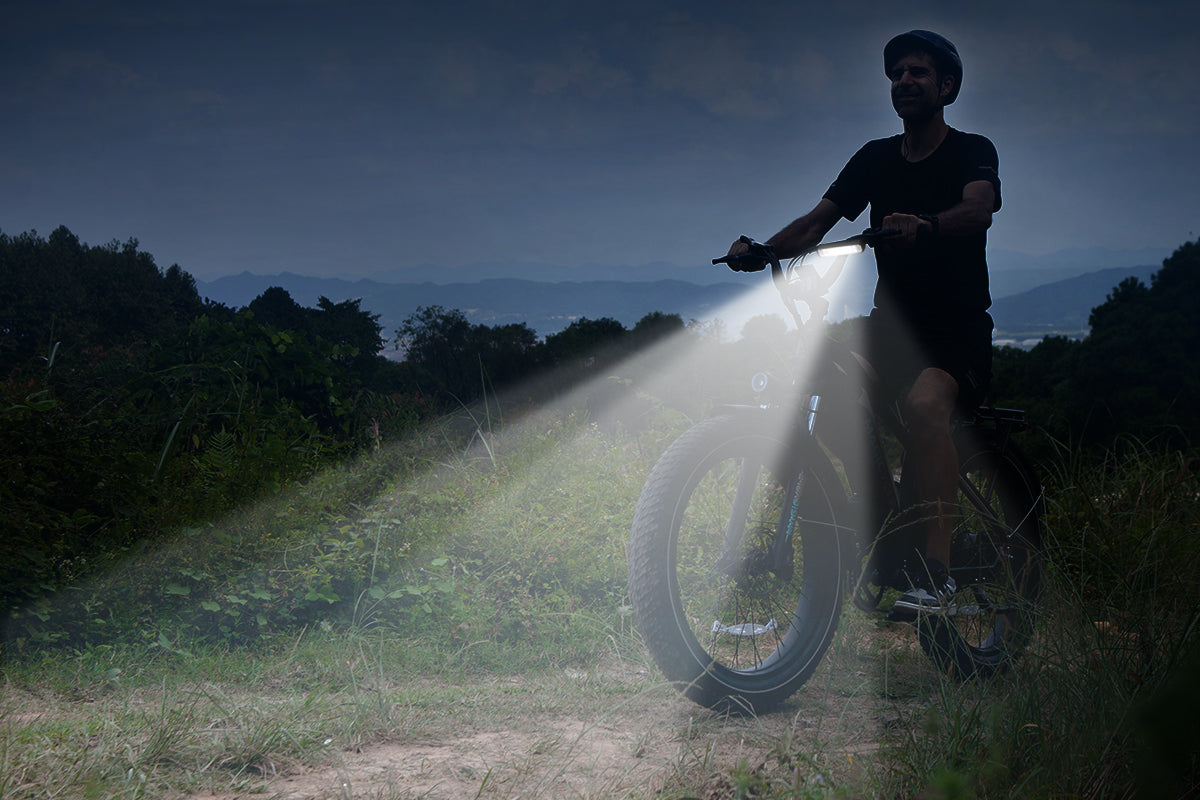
[864,310,993,412]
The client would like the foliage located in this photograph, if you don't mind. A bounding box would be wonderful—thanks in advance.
[0,226,204,374]
[393,306,693,410]
[0,225,707,629]
[862,439,1200,799]
[0,228,426,619]
[3,403,656,659]
[250,288,385,371]
[395,305,540,402]
[991,235,1200,451]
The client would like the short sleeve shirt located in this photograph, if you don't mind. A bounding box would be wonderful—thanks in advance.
[822,128,1001,330]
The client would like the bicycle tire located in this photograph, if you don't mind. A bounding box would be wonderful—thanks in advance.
[628,413,848,712]
[916,436,1043,677]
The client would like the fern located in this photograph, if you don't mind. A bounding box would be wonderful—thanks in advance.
[197,428,239,482]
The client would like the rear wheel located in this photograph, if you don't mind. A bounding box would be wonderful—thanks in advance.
[628,414,849,712]
[917,439,1042,677]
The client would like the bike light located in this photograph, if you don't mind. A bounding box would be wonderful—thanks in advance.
[816,241,865,258]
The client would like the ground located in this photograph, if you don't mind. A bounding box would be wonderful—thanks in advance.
[2,618,940,799]
[197,624,929,799]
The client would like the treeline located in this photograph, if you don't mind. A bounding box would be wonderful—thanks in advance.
[988,236,1200,454]
[0,226,688,617]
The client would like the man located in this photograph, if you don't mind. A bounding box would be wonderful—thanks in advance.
[724,30,1000,614]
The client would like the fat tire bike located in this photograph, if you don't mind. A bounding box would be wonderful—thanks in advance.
[627,232,1044,713]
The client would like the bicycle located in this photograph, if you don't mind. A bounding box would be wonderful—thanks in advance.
[627,231,1044,713]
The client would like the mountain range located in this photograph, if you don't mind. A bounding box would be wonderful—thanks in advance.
[196,249,1168,349]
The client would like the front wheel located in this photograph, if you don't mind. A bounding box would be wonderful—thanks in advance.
[628,414,849,713]
[917,438,1043,677]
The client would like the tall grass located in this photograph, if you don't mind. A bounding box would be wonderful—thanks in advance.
[863,437,1200,799]
[651,437,1200,800]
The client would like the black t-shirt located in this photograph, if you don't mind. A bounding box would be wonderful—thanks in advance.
[822,128,1001,330]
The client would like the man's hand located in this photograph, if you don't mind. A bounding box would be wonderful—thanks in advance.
[878,213,933,249]
[722,238,768,272]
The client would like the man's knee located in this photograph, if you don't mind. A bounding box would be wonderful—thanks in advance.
[906,369,958,432]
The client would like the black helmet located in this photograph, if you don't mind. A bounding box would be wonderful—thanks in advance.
[884,30,963,105]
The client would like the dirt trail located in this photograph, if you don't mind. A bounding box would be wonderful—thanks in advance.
[206,630,929,800]
[262,721,670,800]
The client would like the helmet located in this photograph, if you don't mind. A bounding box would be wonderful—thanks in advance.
[884,30,963,105]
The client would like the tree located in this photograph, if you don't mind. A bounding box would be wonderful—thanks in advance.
[540,317,627,368]
[472,322,538,390]
[313,296,384,367]
[990,236,1200,448]
[396,306,475,399]
[631,311,685,345]
[1073,238,1200,444]
[395,306,541,402]
[0,226,203,374]
[248,286,308,332]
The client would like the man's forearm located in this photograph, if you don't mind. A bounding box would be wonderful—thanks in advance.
[766,199,842,259]
[933,180,994,236]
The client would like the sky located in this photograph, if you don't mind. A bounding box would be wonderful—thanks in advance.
[4,0,1199,284]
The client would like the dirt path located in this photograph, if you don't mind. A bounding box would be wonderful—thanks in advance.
[200,627,931,799]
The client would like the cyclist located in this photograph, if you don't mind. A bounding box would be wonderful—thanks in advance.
[724,30,1001,615]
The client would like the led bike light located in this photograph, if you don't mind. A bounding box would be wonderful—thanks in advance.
[815,240,865,258]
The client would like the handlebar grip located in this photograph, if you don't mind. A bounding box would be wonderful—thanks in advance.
[862,227,902,243]
[713,236,776,272]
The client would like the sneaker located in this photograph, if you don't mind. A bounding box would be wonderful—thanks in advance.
[890,562,957,618]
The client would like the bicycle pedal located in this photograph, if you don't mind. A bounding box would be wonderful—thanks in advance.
[852,585,884,614]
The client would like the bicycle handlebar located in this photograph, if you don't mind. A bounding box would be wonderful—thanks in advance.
[714,228,901,330]
[711,228,900,271]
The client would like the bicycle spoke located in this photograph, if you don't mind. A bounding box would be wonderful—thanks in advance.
[924,444,1041,677]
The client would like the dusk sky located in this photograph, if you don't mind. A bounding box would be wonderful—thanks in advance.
[4,0,1198,284]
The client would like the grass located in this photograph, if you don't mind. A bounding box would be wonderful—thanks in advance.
[821,437,1200,799]
[0,625,667,798]
[2,400,1198,798]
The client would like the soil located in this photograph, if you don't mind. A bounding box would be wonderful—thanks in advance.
[200,625,932,799]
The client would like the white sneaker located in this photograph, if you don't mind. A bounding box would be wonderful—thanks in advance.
[892,575,957,617]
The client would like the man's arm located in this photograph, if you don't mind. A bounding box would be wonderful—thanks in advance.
[881,180,995,246]
[767,198,844,259]
[725,198,843,268]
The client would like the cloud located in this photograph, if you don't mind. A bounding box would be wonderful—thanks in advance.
[647,25,798,119]
[2,0,1196,279]
[528,48,633,98]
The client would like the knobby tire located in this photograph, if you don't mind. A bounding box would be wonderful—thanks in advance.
[628,414,848,713]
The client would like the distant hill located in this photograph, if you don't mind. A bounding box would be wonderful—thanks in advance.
[990,264,1159,344]
[196,273,754,337]
[988,245,1169,296]
[197,260,1162,346]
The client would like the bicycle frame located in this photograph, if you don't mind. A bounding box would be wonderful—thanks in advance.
[626,233,1045,712]
[718,232,1038,595]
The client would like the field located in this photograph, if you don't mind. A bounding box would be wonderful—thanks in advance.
[3,395,1199,799]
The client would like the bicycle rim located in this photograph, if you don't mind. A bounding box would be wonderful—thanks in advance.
[630,416,846,711]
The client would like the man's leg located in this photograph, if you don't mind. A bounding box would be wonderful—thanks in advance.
[904,367,960,571]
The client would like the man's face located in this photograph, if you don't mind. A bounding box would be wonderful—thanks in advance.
[888,51,950,121]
